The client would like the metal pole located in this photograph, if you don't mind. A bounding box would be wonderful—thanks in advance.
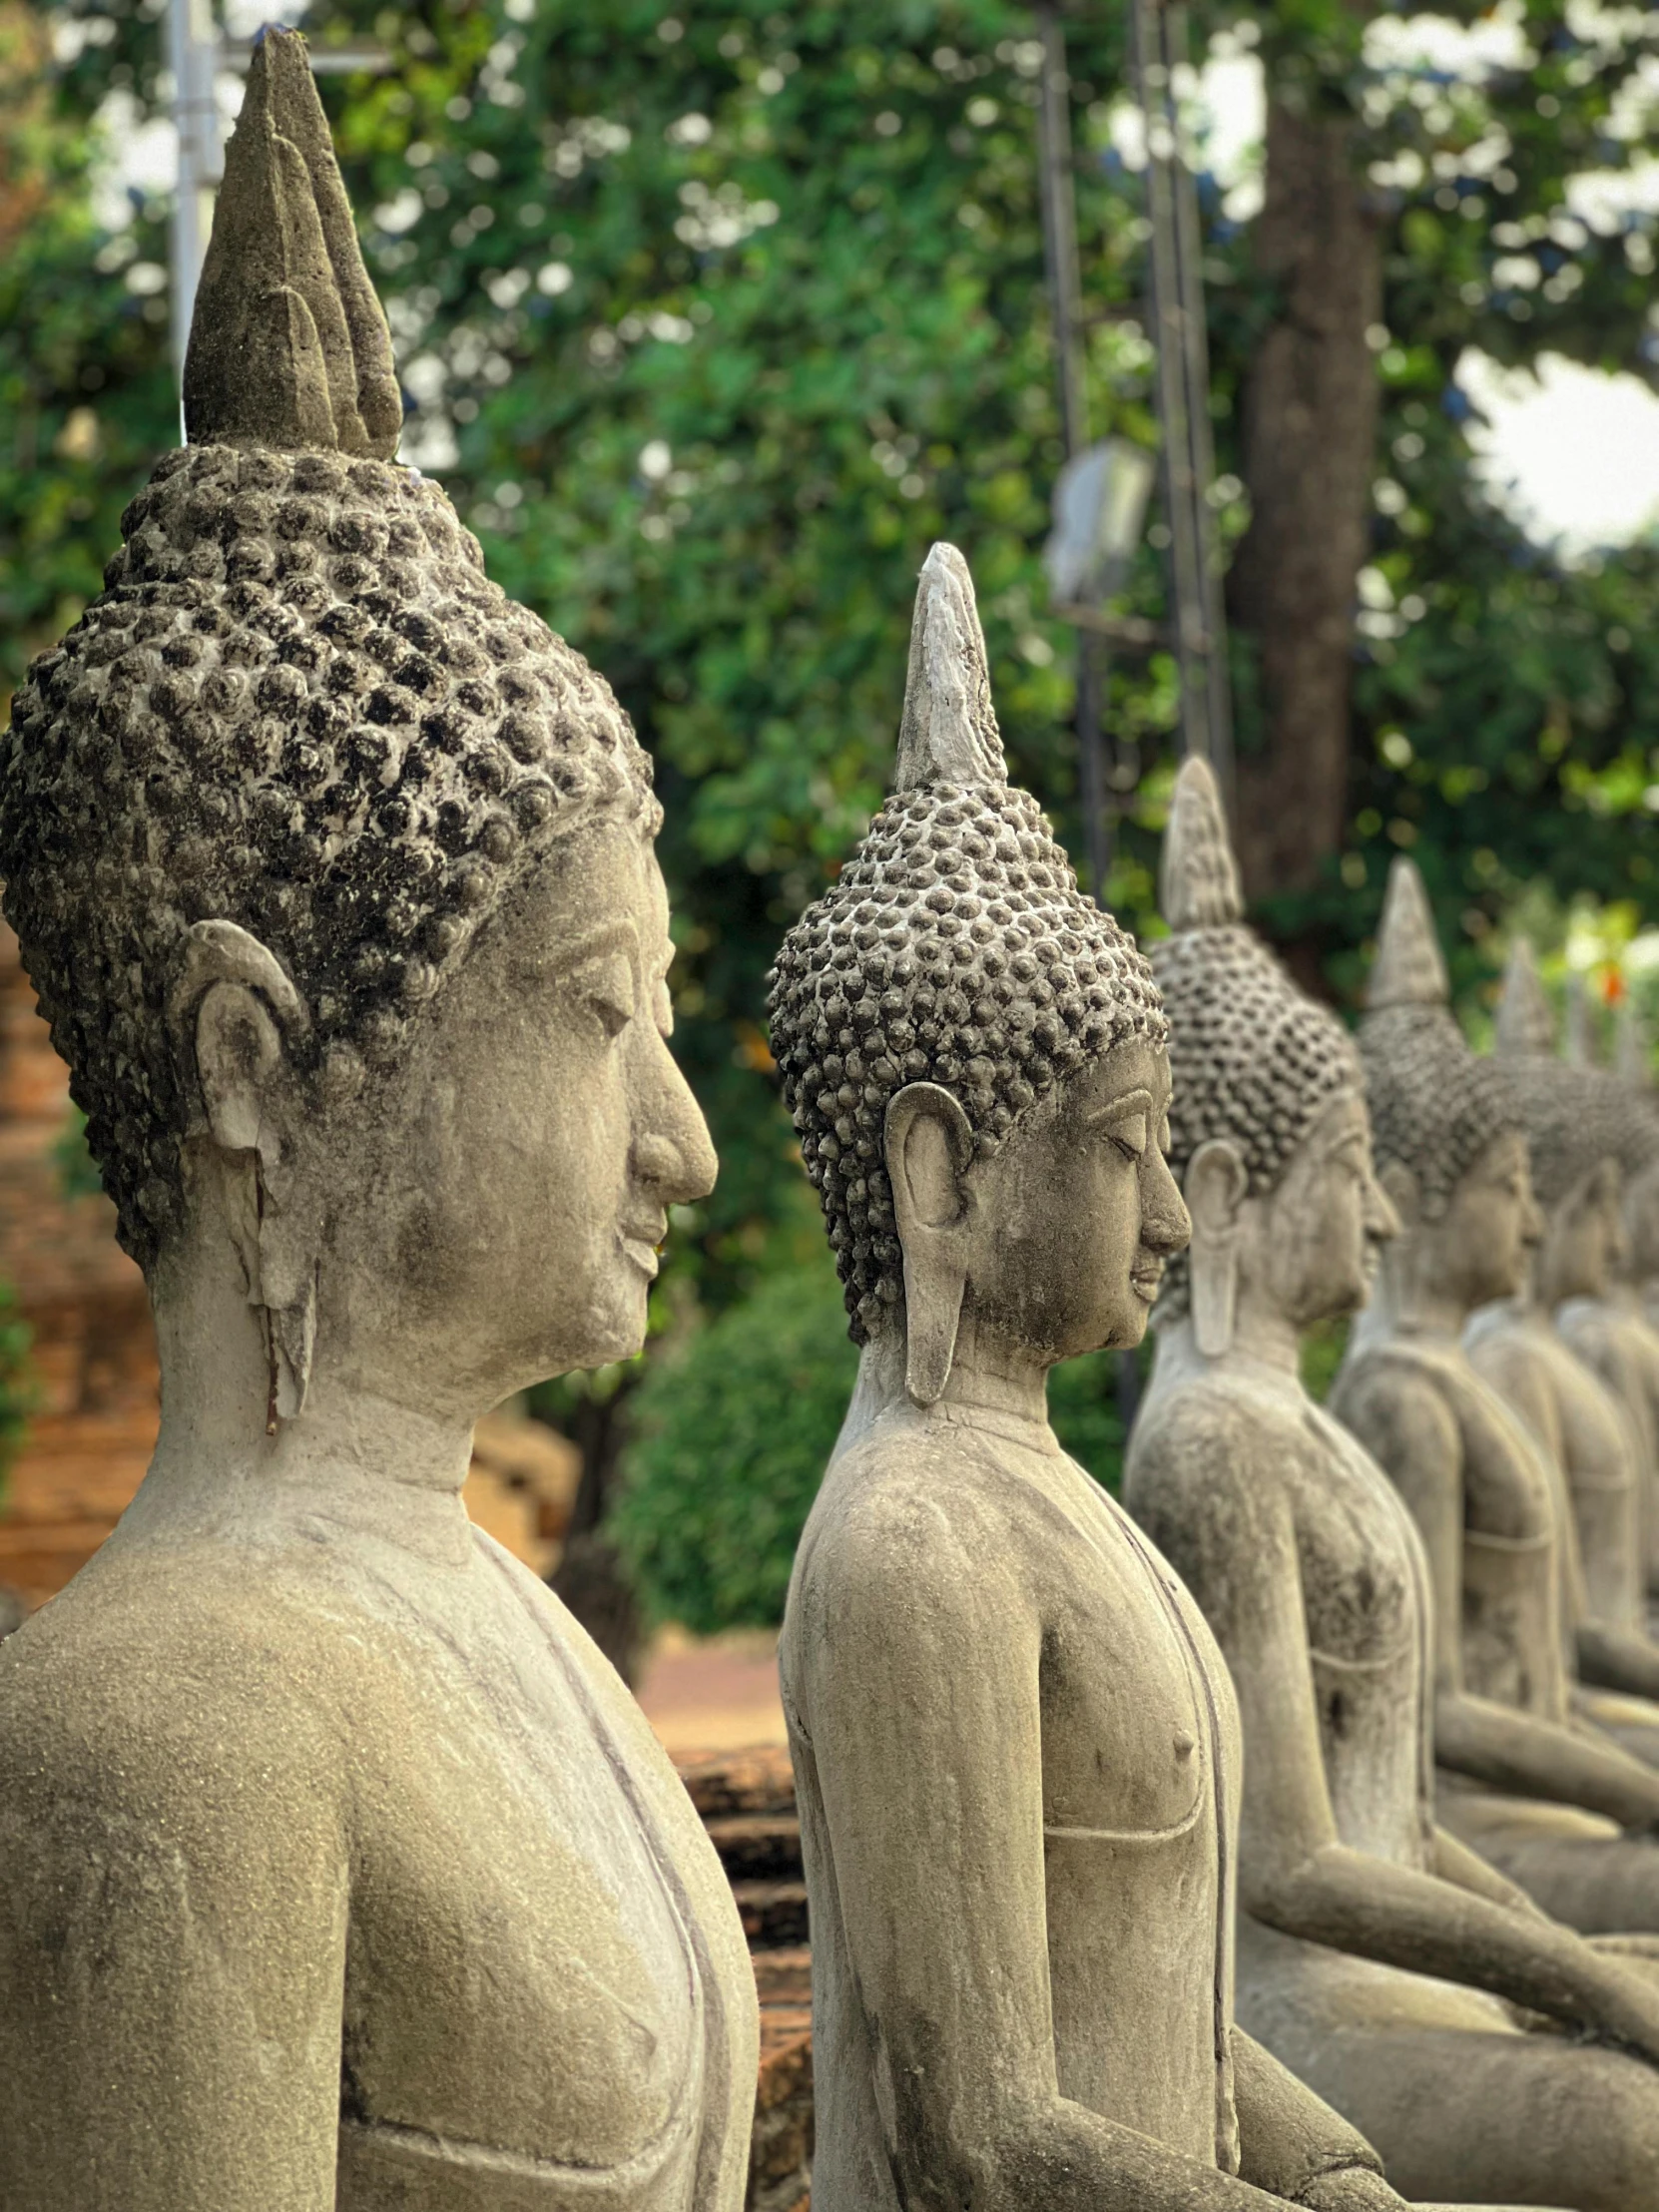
[1035,6,1113,902]
[1128,0,1233,792]
[169,0,222,438]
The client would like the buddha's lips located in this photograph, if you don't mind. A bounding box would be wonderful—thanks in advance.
[1131,1260,1164,1302]
[619,1222,666,1280]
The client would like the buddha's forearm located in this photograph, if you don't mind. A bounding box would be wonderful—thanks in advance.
[1434,1689,1659,1828]
[1577,1621,1659,1703]
[955,2100,1311,2212]
[1246,1840,1659,2054]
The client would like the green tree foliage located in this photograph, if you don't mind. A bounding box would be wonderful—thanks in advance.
[15,0,1659,1624]
[614,1243,1135,1630]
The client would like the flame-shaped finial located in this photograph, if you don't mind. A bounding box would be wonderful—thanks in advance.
[1367,856,1449,1013]
[891,544,1007,792]
[1160,755,1243,933]
[183,25,401,457]
[1493,937,1556,1058]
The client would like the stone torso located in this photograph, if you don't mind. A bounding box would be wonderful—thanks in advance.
[781,1400,1242,2212]
[1334,1335,1569,1721]
[1558,1295,1659,1585]
[0,1504,746,2212]
[1468,1305,1643,1635]
[1133,1363,1433,1875]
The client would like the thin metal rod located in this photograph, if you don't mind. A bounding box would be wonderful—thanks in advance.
[169,0,223,436]
[1035,5,1112,896]
[1035,6,1087,460]
[1128,0,1233,793]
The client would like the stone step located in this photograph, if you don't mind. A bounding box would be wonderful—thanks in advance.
[677,1744,798,1820]
[706,1813,804,1883]
[734,1878,809,1949]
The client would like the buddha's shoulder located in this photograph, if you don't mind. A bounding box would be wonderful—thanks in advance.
[1331,1337,1469,1449]
[798,1419,1033,1586]
[1130,1370,1307,1503]
[0,1537,364,1800]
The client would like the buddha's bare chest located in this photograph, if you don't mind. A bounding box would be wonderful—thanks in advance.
[1029,1458,1236,1847]
[332,1569,703,2193]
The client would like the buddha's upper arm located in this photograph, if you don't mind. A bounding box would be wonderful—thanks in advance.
[794,1481,1053,2132]
[0,1646,348,2212]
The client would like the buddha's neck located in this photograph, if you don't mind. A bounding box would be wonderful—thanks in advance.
[124,1233,477,1561]
[1360,1233,1469,1344]
[837,1308,1051,1455]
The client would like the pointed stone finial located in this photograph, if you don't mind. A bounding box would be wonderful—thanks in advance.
[183,25,401,457]
[1617,997,1651,1090]
[1367,856,1449,1013]
[1159,755,1242,932]
[891,544,1007,792]
[1493,936,1555,1058]
[1563,971,1596,1067]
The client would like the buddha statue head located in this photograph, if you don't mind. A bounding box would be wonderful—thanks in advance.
[1356,858,1539,1329]
[0,30,714,1441]
[1150,757,1395,1358]
[767,543,1186,1407]
[1493,938,1657,1307]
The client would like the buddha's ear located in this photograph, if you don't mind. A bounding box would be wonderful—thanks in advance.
[170,919,309,1148]
[169,921,317,1425]
[884,1082,975,1406]
[1379,1158,1421,1233]
[1184,1140,1248,1359]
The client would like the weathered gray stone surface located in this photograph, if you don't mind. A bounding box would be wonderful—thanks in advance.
[1131,765,1659,2208]
[770,549,1413,2212]
[0,33,756,2210]
[1468,938,1659,1758]
[1334,862,1659,1940]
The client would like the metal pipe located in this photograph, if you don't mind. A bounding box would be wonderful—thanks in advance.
[1035,5,1112,901]
[169,0,223,436]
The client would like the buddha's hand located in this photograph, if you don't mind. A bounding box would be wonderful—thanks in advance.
[1581,1949,1659,2065]
[1291,2167,1408,2211]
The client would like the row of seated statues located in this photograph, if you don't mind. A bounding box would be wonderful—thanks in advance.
[6,32,1659,2209]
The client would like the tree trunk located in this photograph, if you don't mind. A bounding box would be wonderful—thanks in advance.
[1228,95,1382,905]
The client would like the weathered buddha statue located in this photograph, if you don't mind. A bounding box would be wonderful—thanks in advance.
[0,33,756,2212]
[1466,940,1659,1734]
[1332,860,1659,1934]
[1497,947,1659,1609]
[1613,1006,1659,1341]
[1127,762,1659,2209]
[769,546,1418,2212]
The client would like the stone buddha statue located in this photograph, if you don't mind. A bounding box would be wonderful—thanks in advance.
[1496,948,1659,1613]
[1466,940,1659,1739]
[0,33,757,2211]
[770,546,1416,2212]
[1127,762,1659,2209]
[1612,1006,1659,1348]
[1331,860,1659,1935]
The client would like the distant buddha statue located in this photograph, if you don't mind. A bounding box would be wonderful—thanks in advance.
[1128,762,1659,2209]
[1613,1003,1659,1349]
[770,546,1417,2212]
[1332,860,1659,1935]
[0,34,756,2211]
[1466,939,1659,1744]
[1497,949,1659,1614]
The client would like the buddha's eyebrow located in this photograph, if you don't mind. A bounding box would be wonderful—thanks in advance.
[1099,1086,1154,1119]
[518,921,638,977]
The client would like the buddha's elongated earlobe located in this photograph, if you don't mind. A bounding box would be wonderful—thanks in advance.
[1185,1141,1248,1360]
[177,921,320,1425]
[885,1083,976,1407]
